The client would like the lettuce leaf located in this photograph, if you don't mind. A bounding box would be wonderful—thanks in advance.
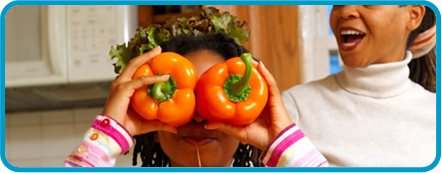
[109,43,137,74]
[109,7,249,74]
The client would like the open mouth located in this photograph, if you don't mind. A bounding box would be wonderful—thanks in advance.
[340,30,365,50]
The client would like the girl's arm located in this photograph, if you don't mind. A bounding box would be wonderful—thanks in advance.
[259,123,329,167]
[65,47,176,167]
[65,114,134,167]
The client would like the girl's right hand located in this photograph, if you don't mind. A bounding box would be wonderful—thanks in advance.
[102,46,177,136]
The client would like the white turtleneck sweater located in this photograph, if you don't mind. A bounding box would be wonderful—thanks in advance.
[281,51,436,167]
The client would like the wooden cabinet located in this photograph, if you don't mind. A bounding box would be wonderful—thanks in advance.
[138,5,154,27]
[138,5,301,91]
[138,5,201,27]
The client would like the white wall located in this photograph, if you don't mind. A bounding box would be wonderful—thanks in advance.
[5,107,138,167]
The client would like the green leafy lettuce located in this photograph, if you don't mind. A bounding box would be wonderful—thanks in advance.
[109,7,249,74]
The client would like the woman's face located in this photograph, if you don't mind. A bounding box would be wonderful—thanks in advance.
[329,5,412,68]
[157,50,240,167]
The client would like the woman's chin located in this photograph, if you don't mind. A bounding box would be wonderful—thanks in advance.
[342,58,369,68]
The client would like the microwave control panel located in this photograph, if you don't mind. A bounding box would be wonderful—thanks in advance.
[67,5,122,82]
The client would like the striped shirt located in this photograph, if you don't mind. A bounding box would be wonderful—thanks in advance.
[65,114,328,167]
[64,114,134,167]
[259,124,329,167]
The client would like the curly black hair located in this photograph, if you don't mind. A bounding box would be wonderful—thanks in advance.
[131,33,265,167]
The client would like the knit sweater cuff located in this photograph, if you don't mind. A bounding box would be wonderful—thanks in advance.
[65,114,134,167]
[259,124,329,167]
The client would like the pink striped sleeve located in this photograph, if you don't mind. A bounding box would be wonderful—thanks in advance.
[259,124,329,167]
[64,114,134,167]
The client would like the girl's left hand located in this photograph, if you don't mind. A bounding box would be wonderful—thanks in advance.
[204,61,293,150]
[102,46,177,136]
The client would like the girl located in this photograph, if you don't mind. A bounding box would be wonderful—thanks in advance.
[281,5,436,167]
[64,33,329,167]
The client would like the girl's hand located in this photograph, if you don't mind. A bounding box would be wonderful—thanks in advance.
[102,46,177,136]
[204,61,293,150]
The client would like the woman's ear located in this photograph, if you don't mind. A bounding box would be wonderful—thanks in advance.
[407,5,426,31]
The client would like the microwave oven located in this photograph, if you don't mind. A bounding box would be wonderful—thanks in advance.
[5,5,138,88]
[4,5,138,112]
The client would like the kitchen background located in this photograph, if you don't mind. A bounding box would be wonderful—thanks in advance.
[4,5,340,167]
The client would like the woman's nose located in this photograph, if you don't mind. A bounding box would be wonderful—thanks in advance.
[339,5,360,19]
[191,112,208,124]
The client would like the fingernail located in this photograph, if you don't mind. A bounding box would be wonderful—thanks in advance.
[161,75,170,78]
[259,61,266,69]
[152,46,161,52]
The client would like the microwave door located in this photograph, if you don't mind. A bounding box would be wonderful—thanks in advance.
[5,5,67,88]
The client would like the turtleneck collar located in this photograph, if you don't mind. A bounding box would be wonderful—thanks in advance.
[335,51,414,98]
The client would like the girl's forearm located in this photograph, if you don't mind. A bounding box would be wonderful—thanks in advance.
[64,114,134,167]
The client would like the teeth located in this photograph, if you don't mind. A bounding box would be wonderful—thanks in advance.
[343,42,356,47]
[341,30,364,35]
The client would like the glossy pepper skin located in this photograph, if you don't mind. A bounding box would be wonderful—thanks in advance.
[131,52,197,127]
[196,53,268,126]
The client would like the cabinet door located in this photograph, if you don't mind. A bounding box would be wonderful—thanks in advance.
[205,5,301,91]
[138,5,201,27]
[138,5,154,27]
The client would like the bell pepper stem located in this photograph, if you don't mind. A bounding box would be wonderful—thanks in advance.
[148,74,177,103]
[230,53,253,96]
[152,82,171,102]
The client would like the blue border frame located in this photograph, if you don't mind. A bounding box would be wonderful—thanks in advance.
[1,0,440,172]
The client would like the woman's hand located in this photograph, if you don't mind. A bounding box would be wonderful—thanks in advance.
[102,46,177,136]
[204,61,293,150]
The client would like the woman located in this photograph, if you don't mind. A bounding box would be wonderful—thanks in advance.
[282,5,436,167]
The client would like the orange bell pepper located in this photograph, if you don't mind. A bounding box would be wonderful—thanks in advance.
[131,52,197,127]
[196,53,268,126]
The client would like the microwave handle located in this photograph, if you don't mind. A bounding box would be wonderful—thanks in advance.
[47,5,67,76]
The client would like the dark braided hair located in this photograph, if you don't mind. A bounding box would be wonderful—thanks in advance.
[132,33,265,167]
[405,6,436,92]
